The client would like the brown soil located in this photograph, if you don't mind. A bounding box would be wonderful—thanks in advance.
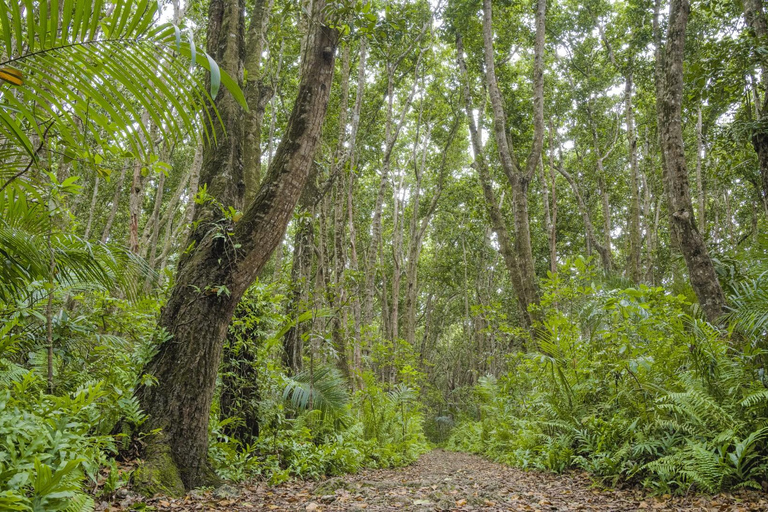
[104,449,768,511]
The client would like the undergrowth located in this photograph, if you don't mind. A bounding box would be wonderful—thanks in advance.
[446,257,768,494]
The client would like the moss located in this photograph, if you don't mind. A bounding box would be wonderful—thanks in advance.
[132,436,185,497]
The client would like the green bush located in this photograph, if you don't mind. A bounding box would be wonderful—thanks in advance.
[447,257,768,493]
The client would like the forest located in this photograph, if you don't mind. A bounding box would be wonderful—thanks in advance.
[2,0,768,510]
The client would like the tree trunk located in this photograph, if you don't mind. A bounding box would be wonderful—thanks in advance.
[179,144,204,246]
[695,104,706,235]
[242,0,274,202]
[658,0,725,323]
[481,0,545,322]
[144,170,166,278]
[626,71,642,282]
[743,0,768,205]
[556,162,612,272]
[546,125,558,274]
[134,0,337,491]
[101,165,127,243]
[457,34,531,328]
[347,40,367,385]
[331,43,351,380]
[84,176,99,240]
[129,160,144,254]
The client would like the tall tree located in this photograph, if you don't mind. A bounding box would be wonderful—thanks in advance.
[480,0,546,325]
[657,0,725,322]
[134,0,338,491]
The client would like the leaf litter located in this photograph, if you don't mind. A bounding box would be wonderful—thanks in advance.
[104,450,768,511]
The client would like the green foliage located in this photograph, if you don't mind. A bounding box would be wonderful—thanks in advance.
[0,367,139,510]
[0,0,245,181]
[447,258,768,493]
[210,285,429,484]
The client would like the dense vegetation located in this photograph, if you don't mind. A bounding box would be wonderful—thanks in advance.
[2,0,768,508]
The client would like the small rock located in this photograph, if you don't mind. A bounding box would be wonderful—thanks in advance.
[213,483,241,499]
[306,502,321,511]
[320,494,336,503]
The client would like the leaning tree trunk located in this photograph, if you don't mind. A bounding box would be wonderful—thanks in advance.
[134,0,337,492]
[658,0,725,323]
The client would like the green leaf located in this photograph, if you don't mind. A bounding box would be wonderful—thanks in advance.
[206,52,221,100]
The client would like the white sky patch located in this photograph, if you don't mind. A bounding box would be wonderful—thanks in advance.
[607,84,623,97]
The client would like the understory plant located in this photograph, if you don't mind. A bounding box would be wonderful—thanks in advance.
[210,285,429,484]
[447,257,768,493]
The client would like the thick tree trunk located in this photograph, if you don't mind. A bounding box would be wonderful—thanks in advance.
[134,0,337,491]
[658,0,725,323]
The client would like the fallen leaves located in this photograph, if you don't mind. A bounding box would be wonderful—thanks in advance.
[101,450,768,511]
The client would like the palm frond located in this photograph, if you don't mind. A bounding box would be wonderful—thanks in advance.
[0,0,246,182]
[0,187,152,302]
[283,365,350,421]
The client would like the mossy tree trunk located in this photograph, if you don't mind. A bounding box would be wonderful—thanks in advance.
[658,0,725,323]
[134,0,337,492]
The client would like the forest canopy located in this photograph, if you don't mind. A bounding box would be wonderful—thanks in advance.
[2,0,768,508]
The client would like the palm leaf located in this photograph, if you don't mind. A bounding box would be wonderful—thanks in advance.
[283,364,350,421]
[0,0,245,182]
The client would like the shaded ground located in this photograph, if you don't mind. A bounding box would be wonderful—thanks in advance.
[105,450,768,511]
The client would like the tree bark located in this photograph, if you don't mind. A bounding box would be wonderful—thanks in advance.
[347,40,367,384]
[742,0,768,205]
[283,166,320,375]
[243,0,274,202]
[481,0,545,322]
[457,34,531,328]
[556,162,611,272]
[625,71,642,283]
[363,48,423,326]
[134,0,337,490]
[546,124,558,274]
[84,176,99,240]
[101,164,127,243]
[331,43,351,380]
[658,0,725,323]
[129,160,144,254]
[695,104,706,234]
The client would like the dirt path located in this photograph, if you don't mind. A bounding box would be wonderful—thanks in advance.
[110,450,768,511]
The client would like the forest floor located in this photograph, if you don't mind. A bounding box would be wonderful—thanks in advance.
[106,450,768,511]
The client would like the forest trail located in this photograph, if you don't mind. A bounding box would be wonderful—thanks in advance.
[114,450,768,511]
